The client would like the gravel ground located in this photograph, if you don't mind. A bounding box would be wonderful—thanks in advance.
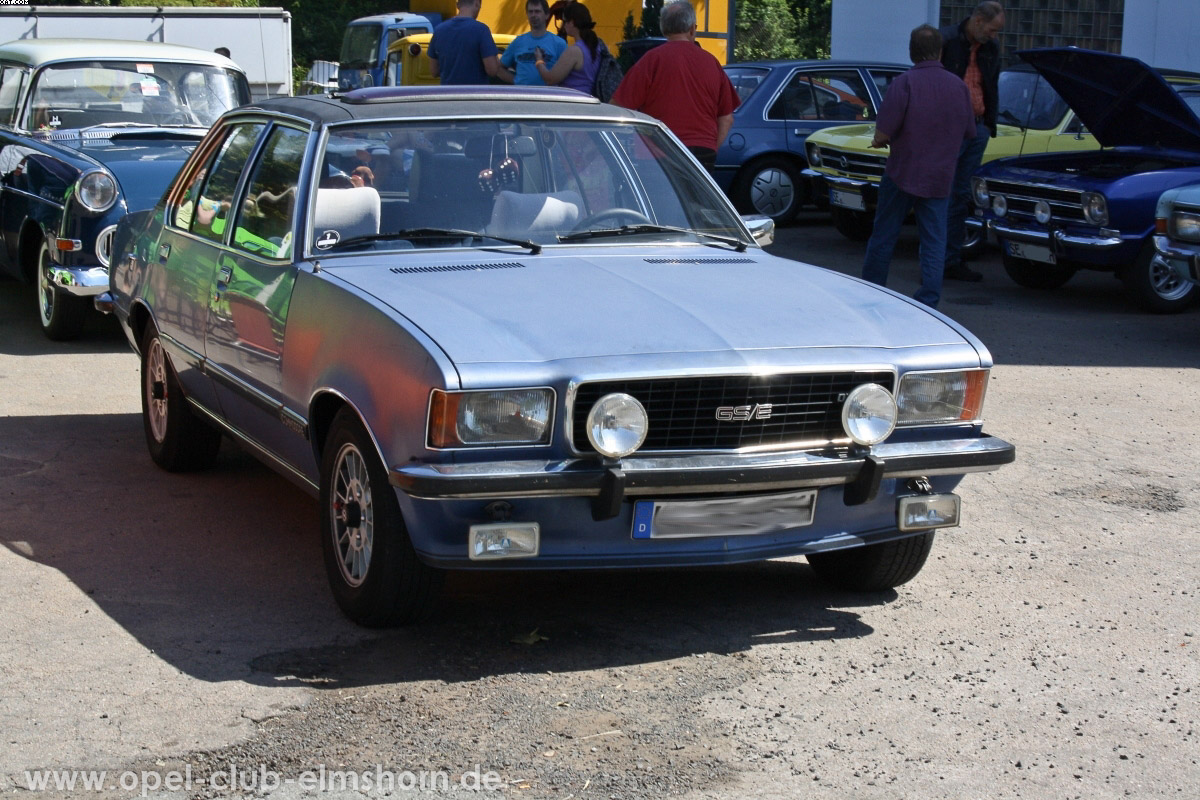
[2,222,1198,800]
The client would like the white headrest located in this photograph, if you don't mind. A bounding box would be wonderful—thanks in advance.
[488,190,582,235]
[313,186,381,243]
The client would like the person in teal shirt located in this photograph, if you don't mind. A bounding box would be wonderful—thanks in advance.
[497,0,567,85]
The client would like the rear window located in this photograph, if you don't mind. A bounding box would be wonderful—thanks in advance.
[724,67,770,105]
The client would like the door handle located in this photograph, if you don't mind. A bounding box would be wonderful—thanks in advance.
[157,243,170,262]
[219,265,233,282]
[793,128,813,135]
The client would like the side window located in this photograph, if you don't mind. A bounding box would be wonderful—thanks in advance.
[868,69,904,104]
[190,123,265,243]
[770,70,873,121]
[232,126,306,260]
[0,66,26,128]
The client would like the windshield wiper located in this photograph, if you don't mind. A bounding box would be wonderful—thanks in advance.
[334,227,541,254]
[559,223,748,252]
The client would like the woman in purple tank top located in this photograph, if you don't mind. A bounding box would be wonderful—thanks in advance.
[534,3,605,95]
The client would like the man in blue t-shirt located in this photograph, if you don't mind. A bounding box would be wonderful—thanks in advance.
[497,0,567,86]
[429,0,499,85]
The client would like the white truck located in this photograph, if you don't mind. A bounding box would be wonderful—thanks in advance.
[0,5,292,100]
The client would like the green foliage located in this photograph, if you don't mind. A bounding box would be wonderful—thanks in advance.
[792,0,831,60]
[735,0,801,62]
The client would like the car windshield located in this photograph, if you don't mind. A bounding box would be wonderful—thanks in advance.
[27,60,249,131]
[340,25,381,68]
[997,70,1069,130]
[311,118,747,254]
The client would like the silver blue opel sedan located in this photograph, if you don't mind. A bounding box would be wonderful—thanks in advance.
[106,87,1015,627]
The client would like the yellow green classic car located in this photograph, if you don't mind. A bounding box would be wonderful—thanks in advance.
[803,64,1200,244]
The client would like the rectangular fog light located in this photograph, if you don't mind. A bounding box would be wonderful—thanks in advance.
[898,494,961,532]
[468,522,540,561]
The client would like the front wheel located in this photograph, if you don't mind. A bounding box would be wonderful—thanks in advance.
[806,532,935,591]
[37,240,86,341]
[831,206,873,242]
[320,408,442,627]
[1001,252,1076,290]
[1122,241,1197,313]
[141,326,222,471]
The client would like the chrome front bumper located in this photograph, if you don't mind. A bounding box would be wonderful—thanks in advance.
[1153,234,1200,285]
[47,263,109,297]
[391,435,1016,502]
[988,220,1123,250]
[802,169,874,193]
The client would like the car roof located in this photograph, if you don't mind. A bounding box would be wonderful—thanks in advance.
[237,86,639,126]
[726,59,909,70]
[348,13,433,26]
[0,38,241,69]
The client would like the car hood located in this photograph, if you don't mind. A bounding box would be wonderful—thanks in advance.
[80,134,202,211]
[1018,48,1200,150]
[327,247,973,365]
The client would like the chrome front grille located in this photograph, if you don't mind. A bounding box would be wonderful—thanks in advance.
[572,371,895,453]
[815,147,887,180]
[986,180,1086,224]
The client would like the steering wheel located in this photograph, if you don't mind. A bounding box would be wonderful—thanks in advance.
[572,208,653,232]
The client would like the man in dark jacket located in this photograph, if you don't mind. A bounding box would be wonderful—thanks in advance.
[940,1,1005,281]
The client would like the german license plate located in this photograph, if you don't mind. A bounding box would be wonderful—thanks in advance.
[1005,240,1056,264]
[632,489,817,540]
[830,188,866,211]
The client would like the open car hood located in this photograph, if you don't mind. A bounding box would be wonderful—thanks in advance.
[1018,48,1200,150]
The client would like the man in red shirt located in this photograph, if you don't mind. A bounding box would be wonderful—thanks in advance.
[611,1,738,171]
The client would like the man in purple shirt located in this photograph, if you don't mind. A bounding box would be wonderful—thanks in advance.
[861,24,975,308]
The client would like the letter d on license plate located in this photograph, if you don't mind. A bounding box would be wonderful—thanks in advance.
[632,489,817,539]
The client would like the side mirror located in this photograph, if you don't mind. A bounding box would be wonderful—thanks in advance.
[742,214,775,247]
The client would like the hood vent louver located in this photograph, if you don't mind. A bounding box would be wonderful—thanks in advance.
[643,257,755,265]
[389,261,526,275]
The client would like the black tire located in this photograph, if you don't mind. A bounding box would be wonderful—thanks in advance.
[1121,240,1198,314]
[36,239,86,341]
[734,157,803,225]
[141,326,222,471]
[806,532,935,591]
[831,205,874,242]
[1001,252,1076,290]
[320,408,442,627]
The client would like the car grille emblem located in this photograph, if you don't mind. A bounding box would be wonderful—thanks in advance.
[840,155,849,170]
[715,403,773,421]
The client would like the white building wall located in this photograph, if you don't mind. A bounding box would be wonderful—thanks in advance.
[1122,0,1200,73]
[830,0,939,64]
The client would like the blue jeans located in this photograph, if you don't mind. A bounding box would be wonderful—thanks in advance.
[862,174,949,308]
[944,122,990,268]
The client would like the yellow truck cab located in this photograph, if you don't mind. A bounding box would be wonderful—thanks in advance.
[383,32,516,87]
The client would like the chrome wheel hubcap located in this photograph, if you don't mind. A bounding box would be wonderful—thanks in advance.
[750,168,794,218]
[1149,254,1192,302]
[332,443,373,587]
[37,244,55,327]
[145,338,169,443]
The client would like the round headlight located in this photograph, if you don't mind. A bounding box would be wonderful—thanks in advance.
[408,42,422,57]
[841,383,897,446]
[1082,192,1109,226]
[1034,200,1052,225]
[76,169,118,213]
[991,194,1007,217]
[586,393,648,459]
[972,178,989,207]
[809,146,822,167]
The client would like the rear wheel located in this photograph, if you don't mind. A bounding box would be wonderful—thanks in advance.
[1001,252,1076,290]
[320,408,442,627]
[36,240,86,341]
[734,158,803,224]
[806,532,935,591]
[140,326,222,471]
[831,206,874,242]
[1122,241,1197,313]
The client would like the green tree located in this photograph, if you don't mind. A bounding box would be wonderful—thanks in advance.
[735,0,801,62]
[791,0,832,60]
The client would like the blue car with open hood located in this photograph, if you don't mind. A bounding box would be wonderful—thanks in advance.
[106,86,1014,627]
[972,48,1200,313]
[0,39,250,339]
